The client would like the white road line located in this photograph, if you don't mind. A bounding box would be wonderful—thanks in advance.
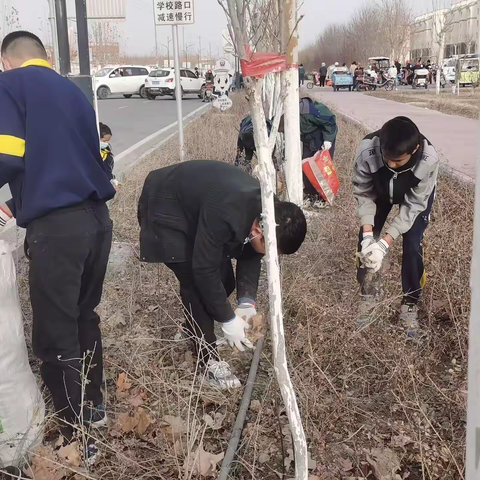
[118,106,128,110]
[115,103,211,161]
[143,100,150,103]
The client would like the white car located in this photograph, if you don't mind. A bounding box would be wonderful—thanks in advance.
[144,68,205,100]
[94,65,151,99]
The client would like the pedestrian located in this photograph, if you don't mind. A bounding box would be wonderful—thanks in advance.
[349,61,357,75]
[395,59,401,74]
[319,62,327,87]
[194,66,200,78]
[354,117,439,337]
[388,64,398,89]
[138,161,307,389]
[0,31,115,454]
[299,63,306,86]
[99,122,119,190]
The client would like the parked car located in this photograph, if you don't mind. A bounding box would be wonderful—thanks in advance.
[144,68,205,100]
[94,65,151,99]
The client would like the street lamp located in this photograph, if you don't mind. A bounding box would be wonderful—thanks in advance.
[161,36,172,67]
[183,43,194,68]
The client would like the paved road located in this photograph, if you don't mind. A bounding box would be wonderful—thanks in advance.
[308,87,478,180]
[0,94,205,204]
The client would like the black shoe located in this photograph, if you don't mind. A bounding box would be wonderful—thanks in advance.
[83,404,107,428]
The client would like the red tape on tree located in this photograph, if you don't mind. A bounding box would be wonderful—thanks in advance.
[240,45,288,78]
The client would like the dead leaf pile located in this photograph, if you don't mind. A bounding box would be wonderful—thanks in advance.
[366,448,402,480]
[116,407,153,436]
[183,442,224,477]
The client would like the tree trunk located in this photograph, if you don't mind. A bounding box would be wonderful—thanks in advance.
[282,0,303,206]
[436,31,445,95]
[249,77,308,480]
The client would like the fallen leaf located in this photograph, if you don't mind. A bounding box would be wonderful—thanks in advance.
[183,442,225,477]
[284,448,295,471]
[258,452,270,464]
[117,372,132,391]
[367,448,402,480]
[340,458,354,471]
[24,446,67,480]
[55,435,65,448]
[117,412,137,433]
[203,412,225,430]
[135,408,152,436]
[308,476,322,480]
[108,311,126,327]
[250,399,261,412]
[58,441,82,467]
[128,394,144,407]
[308,451,317,470]
[160,415,188,436]
[391,434,413,448]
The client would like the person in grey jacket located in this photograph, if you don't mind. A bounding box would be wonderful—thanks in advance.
[353,116,439,336]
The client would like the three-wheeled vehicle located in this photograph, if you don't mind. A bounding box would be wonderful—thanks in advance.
[368,56,391,73]
[459,55,479,87]
[331,70,354,91]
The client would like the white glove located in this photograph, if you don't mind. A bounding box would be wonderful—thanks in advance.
[221,315,253,352]
[235,303,257,322]
[322,141,332,151]
[360,231,375,253]
[360,239,389,273]
[0,206,12,228]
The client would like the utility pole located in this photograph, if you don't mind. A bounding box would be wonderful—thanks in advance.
[172,24,184,162]
[161,36,172,67]
[152,0,158,64]
[75,0,90,76]
[198,35,202,69]
[282,0,303,206]
[54,0,70,75]
[47,0,60,70]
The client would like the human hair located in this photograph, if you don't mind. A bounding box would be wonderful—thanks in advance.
[380,116,420,159]
[274,201,307,254]
[99,122,112,138]
[1,31,47,59]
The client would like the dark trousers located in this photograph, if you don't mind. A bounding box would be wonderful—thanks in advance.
[299,76,305,86]
[320,75,326,87]
[302,140,336,198]
[167,259,235,365]
[356,192,435,304]
[27,201,112,436]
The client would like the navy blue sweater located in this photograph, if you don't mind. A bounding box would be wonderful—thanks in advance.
[0,59,115,227]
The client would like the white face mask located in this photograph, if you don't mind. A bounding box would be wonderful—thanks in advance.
[100,141,109,149]
[244,233,261,245]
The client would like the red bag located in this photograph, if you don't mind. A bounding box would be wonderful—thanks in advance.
[302,150,340,204]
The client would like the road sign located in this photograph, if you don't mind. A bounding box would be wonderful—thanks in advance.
[213,95,233,112]
[154,0,195,25]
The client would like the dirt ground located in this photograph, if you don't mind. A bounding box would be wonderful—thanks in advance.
[16,93,471,479]
[366,88,480,119]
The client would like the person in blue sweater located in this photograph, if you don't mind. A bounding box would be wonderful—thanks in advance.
[0,31,115,449]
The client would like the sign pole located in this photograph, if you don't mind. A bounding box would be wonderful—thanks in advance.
[172,24,185,162]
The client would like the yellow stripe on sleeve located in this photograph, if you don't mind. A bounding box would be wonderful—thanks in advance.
[0,135,26,157]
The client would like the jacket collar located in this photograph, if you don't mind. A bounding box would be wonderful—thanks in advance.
[21,58,52,69]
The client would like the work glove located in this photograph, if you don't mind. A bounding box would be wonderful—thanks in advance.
[0,206,12,228]
[359,239,389,273]
[235,302,257,322]
[360,231,375,253]
[322,141,332,151]
[220,315,253,352]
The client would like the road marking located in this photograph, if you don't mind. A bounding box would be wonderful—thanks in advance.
[115,103,211,161]
[143,100,150,103]
[118,106,128,110]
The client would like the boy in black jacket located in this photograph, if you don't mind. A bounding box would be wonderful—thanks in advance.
[138,161,307,389]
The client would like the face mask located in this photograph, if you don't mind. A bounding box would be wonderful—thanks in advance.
[100,141,109,150]
[244,233,261,245]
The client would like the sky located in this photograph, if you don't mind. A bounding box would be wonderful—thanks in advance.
[2,0,436,57]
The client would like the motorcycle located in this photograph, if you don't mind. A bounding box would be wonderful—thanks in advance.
[376,72,395,91]
[412,68,429,89]
[354,74,377,91]
[203,81,215,102]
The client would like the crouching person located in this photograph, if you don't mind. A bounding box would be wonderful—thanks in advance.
[354,117,439,337]
[138,160,307,389]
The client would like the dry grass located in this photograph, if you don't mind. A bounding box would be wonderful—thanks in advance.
[13,91,471,479]
[366,89,480,119]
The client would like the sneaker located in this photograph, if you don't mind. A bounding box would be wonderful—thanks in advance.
[83,404,107,428]
[205,360,241,390]
[399,304,420,338]
[356,295,376,329]
[311,199,329,209]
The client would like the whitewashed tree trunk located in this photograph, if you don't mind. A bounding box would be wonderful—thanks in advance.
[282,0,303,206]
[436,31,445,95]
[249,77,308,480]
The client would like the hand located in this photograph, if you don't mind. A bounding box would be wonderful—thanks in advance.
[360,231,375,253]
[221,315,253,352]
[235,303,257,322]
[359,239,389,273]
[322,141,332,151]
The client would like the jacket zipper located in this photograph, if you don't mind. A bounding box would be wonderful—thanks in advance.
[389,172,397,204]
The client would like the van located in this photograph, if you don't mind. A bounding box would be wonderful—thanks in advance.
[94,65,151,99]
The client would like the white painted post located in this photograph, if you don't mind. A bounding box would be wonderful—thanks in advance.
[249,77,308,480]
[172,24,185,162]
[282,0,303,206]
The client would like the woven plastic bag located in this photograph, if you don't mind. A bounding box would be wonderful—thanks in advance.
[302,149,340,204]
[0,240,44,468]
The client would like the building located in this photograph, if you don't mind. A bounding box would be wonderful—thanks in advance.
[410,0,479,62]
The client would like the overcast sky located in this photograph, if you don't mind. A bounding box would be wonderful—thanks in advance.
[3,0,434,57]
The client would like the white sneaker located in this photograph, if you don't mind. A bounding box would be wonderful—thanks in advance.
[205,360,241,390]
[399,304,420,338]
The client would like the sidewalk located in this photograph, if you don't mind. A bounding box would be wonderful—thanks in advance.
[310,90,478,180]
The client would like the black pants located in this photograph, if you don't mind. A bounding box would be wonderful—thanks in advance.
[302,140,336,198]
[356,192,435,304]
[320,75,326,87]
[27,201,112,436]
[300,76,305,86]
[167,259,235,365]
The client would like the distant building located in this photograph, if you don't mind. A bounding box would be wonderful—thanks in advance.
[410,0,478,62]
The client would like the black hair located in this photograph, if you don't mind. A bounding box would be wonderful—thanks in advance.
[1,30,46,57]
[99,122,112,138]
[274,201,307,254]
[380,116,420,159]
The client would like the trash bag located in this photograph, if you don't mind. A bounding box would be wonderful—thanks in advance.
[0,240,44,468]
